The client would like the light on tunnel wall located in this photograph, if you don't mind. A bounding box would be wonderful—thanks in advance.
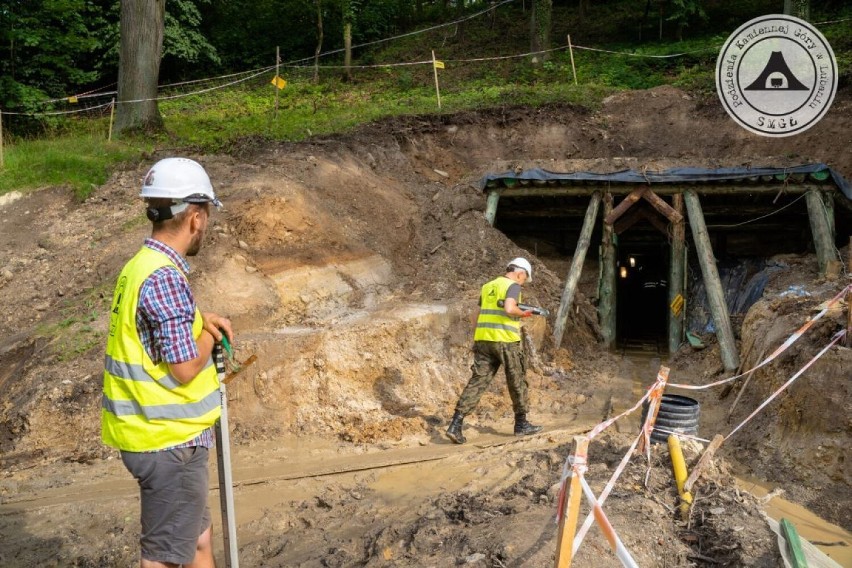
[629,256,636,267]
[620,266,628,279]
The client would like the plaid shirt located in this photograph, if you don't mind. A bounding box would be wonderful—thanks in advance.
[137,238,214,450]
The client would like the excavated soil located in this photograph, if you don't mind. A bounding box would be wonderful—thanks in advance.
[1,85,851,567]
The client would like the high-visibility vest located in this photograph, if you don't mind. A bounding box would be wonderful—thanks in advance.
[473,276,522,343]
[101,246,220,452]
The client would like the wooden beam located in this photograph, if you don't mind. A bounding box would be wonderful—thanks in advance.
[805,189,838,276]
[604,187,646,225]
[599,192,616,348]
[684,190,740,372]
[554,192,601,348]
[613,204,644,234]
[497,185,837,198]
[638,207,670,236]
[484,189,501,226]
[642,188,683,223]
[668,193,685,354]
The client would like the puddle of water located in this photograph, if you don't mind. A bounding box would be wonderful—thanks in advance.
[737,476,852,566]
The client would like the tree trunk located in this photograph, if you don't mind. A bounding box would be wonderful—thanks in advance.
[115,0,165,134]
[530,0,552,63]
[313,0,323,84]
[343,22,352,82]
[784,0,810,20]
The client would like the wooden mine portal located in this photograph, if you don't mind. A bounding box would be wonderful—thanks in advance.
[480,162,852,371]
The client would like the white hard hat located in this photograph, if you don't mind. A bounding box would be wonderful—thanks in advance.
[507,257,532,282]
[140,158,222,208]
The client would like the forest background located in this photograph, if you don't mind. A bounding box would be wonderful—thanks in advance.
[1,0,851,196]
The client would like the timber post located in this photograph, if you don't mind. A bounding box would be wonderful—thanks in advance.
[554,435,590,568]
[599,191,616,348]
[668,192,685,354]
[484,189,501,226]
[554,192,601,348]
[683,190,739,372]
[805,188,838,276]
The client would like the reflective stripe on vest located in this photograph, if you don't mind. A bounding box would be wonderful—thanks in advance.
[101,246,221,452]
[473,276,522,343]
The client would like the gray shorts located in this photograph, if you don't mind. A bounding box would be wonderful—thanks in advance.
[121,446,212,565]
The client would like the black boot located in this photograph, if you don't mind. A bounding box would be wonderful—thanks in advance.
[514,413,542,436]
[445,411,466,444]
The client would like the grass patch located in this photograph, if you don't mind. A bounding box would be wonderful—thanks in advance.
[0,133,149,199]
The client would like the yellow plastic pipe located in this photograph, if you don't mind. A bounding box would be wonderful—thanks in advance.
[668,434,694,519]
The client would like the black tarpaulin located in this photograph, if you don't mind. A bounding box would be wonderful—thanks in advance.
[479,163,852,200]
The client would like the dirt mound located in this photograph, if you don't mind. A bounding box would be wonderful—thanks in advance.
[1,85,850,566]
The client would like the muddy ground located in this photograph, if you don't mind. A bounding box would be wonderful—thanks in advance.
[1,85,851,567]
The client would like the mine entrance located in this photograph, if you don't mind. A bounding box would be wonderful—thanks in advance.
[616,238,670,351]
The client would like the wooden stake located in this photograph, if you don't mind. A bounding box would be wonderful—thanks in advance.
[555,435,589,568]
[275,46,281,119]
[107,98,116,142]
[554,192,601,348]
[432,50,442,109]
[638,366,669,453]
[727,347,765,422]
[567,35,577,85]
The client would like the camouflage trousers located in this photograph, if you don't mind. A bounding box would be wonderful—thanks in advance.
[454,340,528,416]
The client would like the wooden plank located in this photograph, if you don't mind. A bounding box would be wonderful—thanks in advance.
[683,434,725,494]
[642,188,683,223]
[554,192,601,348]
[604,187,646,225]
[684,190,740,372]
[554,436,590,568]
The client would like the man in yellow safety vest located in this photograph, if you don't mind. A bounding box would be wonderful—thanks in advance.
[446,257,542,444]
[102,157,232,568]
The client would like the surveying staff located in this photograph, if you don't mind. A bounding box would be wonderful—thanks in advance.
[446,257,543,444]
[102,157,232,568]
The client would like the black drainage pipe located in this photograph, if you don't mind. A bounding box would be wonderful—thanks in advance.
[641,394,700,444]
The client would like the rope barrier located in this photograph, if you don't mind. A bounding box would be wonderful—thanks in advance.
[577,475,640,568]
[668,284,850,391]
[725,329,846,440]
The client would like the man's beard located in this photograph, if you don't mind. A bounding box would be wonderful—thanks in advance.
[186,231,204,257]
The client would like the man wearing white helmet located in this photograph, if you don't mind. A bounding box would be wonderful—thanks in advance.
[102,157,232,568]
[446,257,542,444]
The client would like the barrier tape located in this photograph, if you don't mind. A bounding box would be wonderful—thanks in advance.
[578,475,640,568]
[572,429,643,554]
[725,329,846,440]
[555,453,587,524]
[669,284,850,391]
[652,427,711,444]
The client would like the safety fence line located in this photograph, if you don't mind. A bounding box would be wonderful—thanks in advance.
[578,474,640,568]
[4,11,849,118]
[668,283,850,391]
[725,328,846,440]
[571,428,643,554]
[284,0,518,65]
